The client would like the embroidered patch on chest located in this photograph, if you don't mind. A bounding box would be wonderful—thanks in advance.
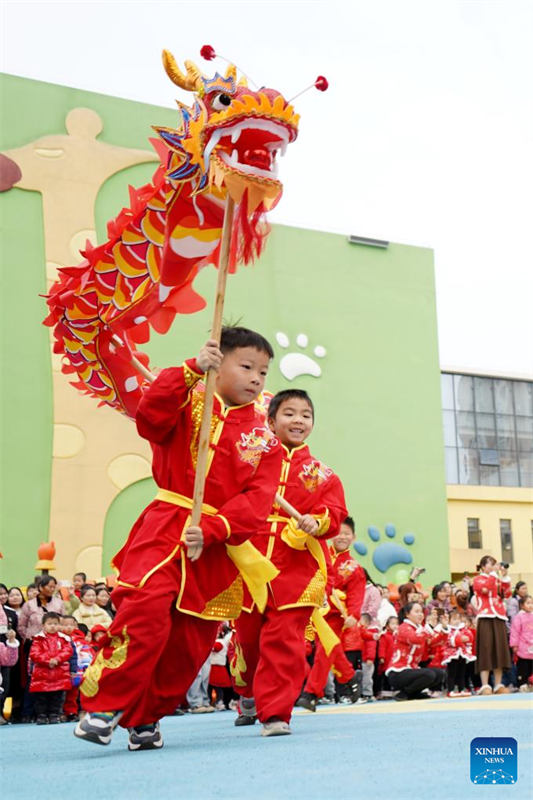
[299,460,332,492]
[337,558,358,578]
[235,427,279,469]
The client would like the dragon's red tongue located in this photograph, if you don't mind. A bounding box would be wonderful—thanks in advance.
[242,148,271,170]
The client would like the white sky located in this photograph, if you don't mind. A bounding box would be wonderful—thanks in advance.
[2,0,532,378]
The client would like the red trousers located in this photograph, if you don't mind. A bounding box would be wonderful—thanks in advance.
[63,686,79,715]
[304,612,354,697]
[234,604,311,723]
[81,558,218,727]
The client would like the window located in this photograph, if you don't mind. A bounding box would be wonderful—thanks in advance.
[500,519,514,564]
[441,373,533,488]
[467,518,482,549]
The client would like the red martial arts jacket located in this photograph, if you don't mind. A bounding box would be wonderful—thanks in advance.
[242,443,347,611]
[112,359,283,620]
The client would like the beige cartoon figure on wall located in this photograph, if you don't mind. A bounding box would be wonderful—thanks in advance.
[1,108,159,578]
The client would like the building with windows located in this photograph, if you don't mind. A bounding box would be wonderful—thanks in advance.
[442,371,533,584]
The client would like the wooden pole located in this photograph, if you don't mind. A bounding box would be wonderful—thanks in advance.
[188,196,236,553]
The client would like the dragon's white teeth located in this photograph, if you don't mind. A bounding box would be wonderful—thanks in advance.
[159,283,171,302]
[231,129,241,144]
[231,149,239,163]
[280,142,287,157]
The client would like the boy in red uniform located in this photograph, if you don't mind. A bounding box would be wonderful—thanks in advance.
[296,517,366,711]
[75,327,282,750]
[231,389,347,736]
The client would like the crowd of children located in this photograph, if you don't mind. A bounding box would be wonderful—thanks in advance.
[0,328,531,749]
[0,560,531,728]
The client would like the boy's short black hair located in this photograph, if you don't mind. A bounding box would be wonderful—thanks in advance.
[74,571,87,581]
[78,623,89,635]
[220,326,274,358]
[61,615,77,622]
[42,612,61,624]
[342,516,355,533]
[268,389,314,421]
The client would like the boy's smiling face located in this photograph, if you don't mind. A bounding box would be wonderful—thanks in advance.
[269,396,314,448]
[215,346,270,406]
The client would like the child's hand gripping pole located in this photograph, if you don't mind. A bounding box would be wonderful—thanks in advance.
[187,195,236,561]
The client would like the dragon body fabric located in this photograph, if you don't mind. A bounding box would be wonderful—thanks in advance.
[44,52,299,417]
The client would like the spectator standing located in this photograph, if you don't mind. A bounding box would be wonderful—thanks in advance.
[72,585,112,630]
[29,612,72,724]
[507,582,528,625]
[509,595,533,692]
[472,555,512,695]
[18,576,65,642]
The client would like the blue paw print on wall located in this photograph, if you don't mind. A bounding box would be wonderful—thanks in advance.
[354,524,416,581]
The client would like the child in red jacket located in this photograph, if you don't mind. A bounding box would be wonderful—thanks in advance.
[29,612,72,724]
[376,616,398,697]
[359,613,380,702]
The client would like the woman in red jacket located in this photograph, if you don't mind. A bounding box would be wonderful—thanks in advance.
[29,612,72,724]
[386,602,446,700]
[472,555,512,695]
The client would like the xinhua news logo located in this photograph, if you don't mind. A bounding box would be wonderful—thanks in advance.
[470,738,518,785]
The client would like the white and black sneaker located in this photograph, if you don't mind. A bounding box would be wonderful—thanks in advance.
[261,718,292,737]
[74,711,123,745]
[128,722,163,751]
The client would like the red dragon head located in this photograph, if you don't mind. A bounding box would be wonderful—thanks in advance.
[154,51,300,213]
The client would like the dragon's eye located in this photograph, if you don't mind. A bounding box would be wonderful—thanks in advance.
[211,93,232,111]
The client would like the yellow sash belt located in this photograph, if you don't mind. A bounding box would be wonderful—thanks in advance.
[277,516,339,655]
[155,489,279,613]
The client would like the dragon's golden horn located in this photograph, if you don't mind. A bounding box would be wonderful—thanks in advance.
[224,63,237,82]
[237,75,248,88]
[162,50,203,92]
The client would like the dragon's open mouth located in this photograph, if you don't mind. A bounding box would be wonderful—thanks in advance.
[205,118,293,182]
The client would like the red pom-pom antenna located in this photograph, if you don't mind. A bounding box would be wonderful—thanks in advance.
[287,76,329,104]
[200,44,216,61]
[199,44,258,88]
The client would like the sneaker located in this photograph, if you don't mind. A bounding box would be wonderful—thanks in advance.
[518,684,529,693]
[494,684,509,695]
[460,689,472,697]
[190,705,215,713]
[394,691,410,701]
[234,713,257,726]
[477,685,492,696]
[48,714,61,724]
[261,718,291,737]
[214,700,226,711]
[447,690,463,698]
[355,697,369,705]
[228,699,239,711]
[318,696,335,705]
[294,692,317,712]
[234,697,257,726]
[36,714,48,725]
[338,696,353,705]
[128,722,163,751]
[74,711,123,745]
[337,676,360,703]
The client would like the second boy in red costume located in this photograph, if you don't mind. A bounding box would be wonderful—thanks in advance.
[231,389,347,736]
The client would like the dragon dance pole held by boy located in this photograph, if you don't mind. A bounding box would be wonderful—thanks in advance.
[75,327,282,751]
[230,389,348,736]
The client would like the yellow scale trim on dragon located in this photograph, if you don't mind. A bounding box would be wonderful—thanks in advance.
[80,626,130,698]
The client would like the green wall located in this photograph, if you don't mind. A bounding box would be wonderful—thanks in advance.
[1,74,449,588]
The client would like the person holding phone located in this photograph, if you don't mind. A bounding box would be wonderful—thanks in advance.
[472,555,512,695]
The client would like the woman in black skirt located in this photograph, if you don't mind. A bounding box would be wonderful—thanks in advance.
[472,555,512,695]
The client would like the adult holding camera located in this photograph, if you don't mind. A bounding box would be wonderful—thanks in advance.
[472,555,512,695]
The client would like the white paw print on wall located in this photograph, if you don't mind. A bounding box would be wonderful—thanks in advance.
[276,332,326,381]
